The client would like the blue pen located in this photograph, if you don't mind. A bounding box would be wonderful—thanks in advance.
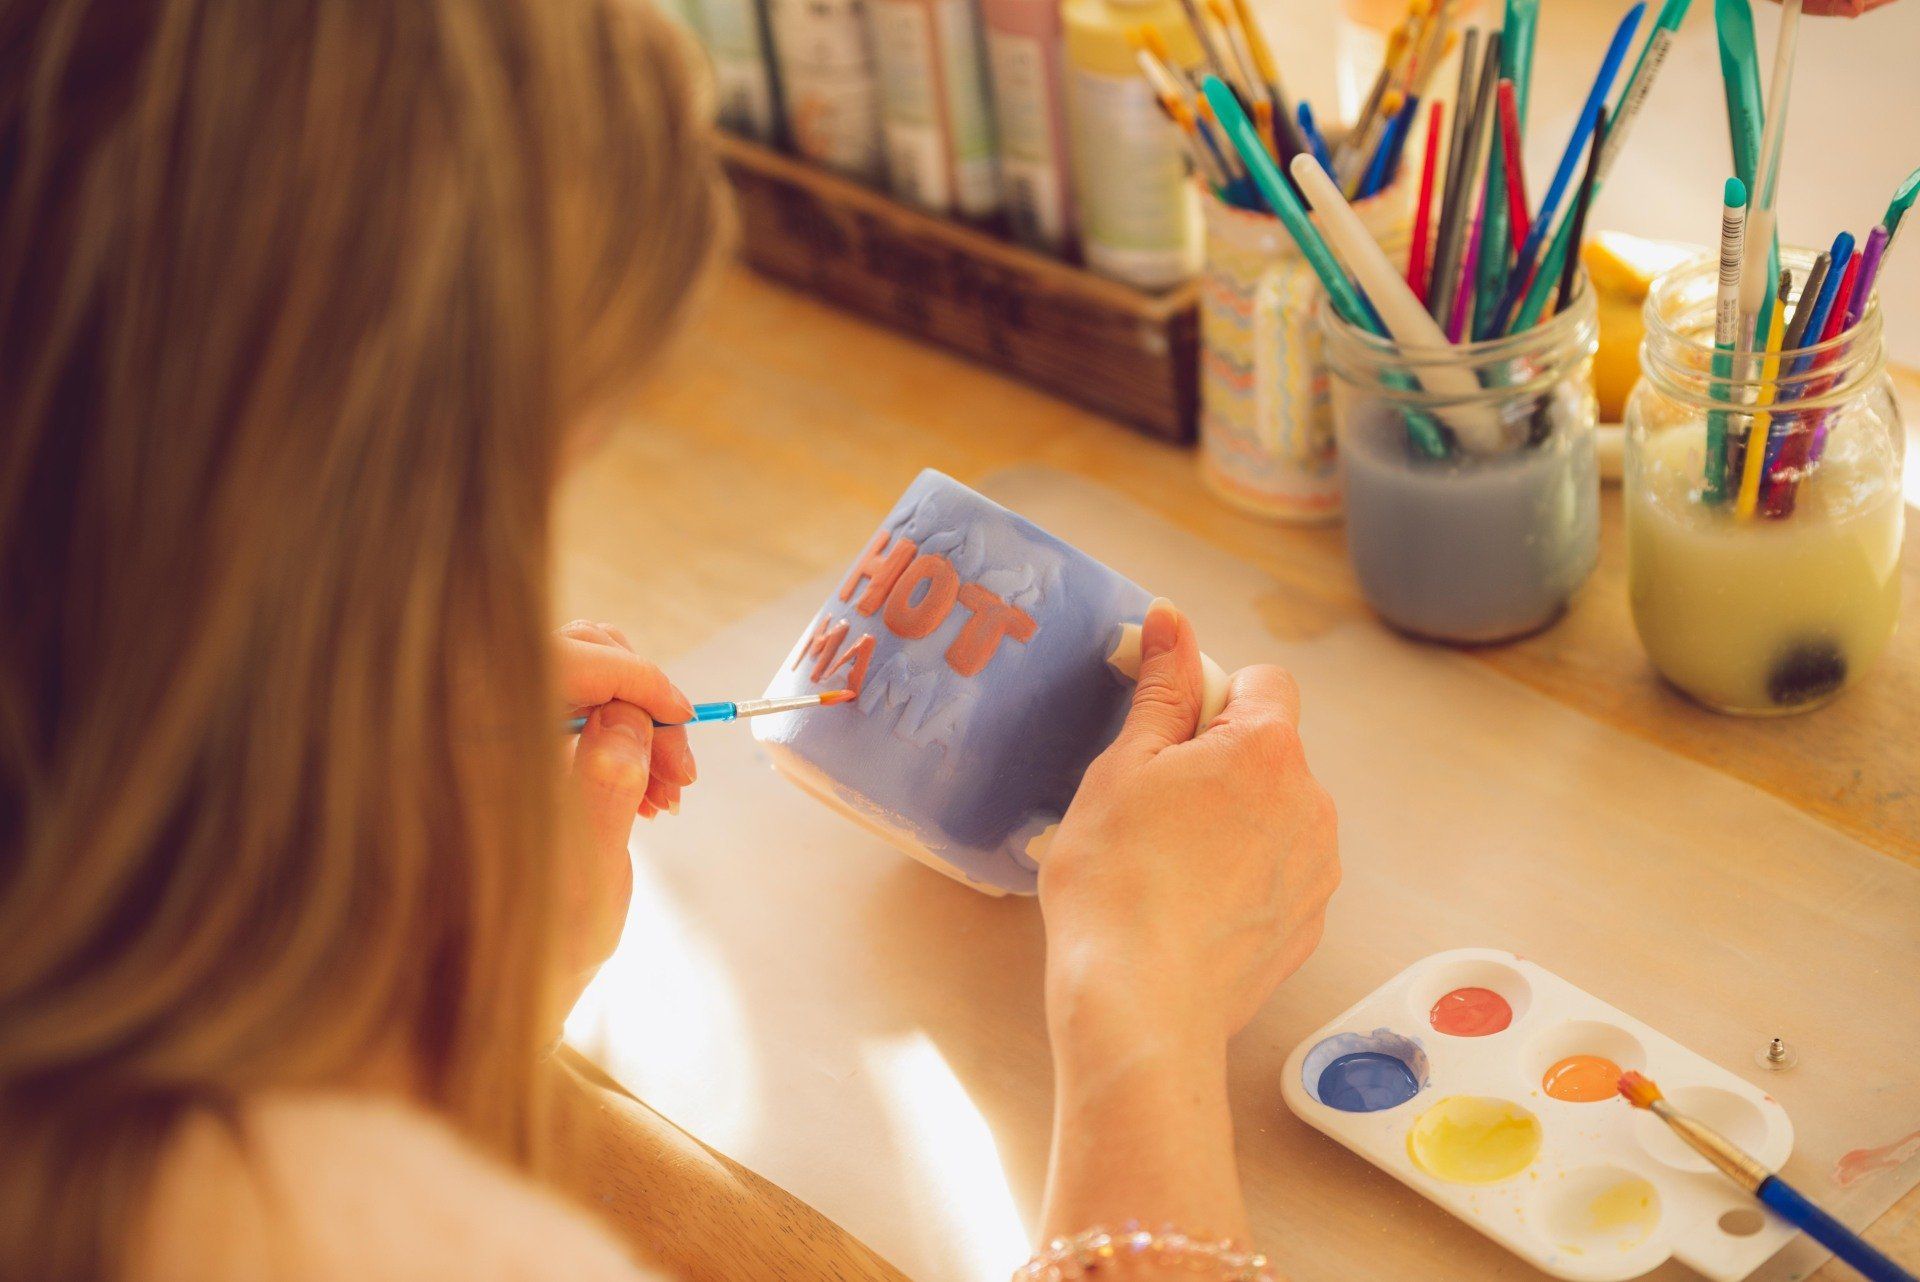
[564,689,854,734]
[1494,2,1645,331]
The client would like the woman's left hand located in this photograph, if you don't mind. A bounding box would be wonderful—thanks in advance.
[554,621,699,984]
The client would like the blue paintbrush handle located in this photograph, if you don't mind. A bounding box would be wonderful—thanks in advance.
[1758,1176,1917,1282]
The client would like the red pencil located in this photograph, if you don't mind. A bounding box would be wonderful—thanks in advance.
[1496,80,1529,255]
[1408,100,1444,303]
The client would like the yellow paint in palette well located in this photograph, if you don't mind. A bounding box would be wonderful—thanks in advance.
[1406,1097,1543,1184]
[1581,1176,1661,1249]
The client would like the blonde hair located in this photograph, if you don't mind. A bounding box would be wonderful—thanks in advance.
[0,1,723,1277]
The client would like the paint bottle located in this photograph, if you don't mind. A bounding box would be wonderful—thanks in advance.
[979,0,1074,251]
[865,0,1002,216]
[1063,0,1202,288]
[698,0,787,144]
[771,0,885,180]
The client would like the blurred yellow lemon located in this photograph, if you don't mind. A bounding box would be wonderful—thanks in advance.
[1583,231,1695,422]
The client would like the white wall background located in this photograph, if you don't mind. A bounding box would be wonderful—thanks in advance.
[1258,0,1920,363]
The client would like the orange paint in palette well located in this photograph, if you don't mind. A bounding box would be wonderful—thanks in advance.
[1542,1054,1623,1103]
[1429,986,1513,1036]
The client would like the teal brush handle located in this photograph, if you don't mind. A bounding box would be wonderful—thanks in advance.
[1202,77,1450,459]
[1758,1176,1916,1282]
[561,702,735,734]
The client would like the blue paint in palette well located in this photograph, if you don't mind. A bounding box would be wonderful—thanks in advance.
[1317,1052,1422,1113]
[1300,1028,1430,1114]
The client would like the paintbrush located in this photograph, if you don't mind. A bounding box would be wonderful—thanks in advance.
[1554,113,1606,313]
[1732,276,1788,517]
[1428,30,1500,325]
[1618,1073,1916,1281]
[1880,166,1920,254]
[564,689,856,734]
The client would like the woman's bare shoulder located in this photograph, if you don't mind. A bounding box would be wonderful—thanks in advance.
[137,1093,660,1282]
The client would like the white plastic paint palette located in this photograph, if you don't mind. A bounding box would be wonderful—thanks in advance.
[1281,949,1796,1281]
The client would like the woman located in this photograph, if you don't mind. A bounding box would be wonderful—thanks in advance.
[0,1,1339,1279]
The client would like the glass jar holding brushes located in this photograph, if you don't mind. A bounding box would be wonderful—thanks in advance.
[1628,251,1904,716]
[1152,0,1672,643]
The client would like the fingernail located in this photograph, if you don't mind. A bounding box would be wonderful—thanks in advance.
[667,797,681,816]
[1142,598,1178,654]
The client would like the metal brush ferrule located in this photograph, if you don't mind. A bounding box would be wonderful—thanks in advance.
[1652,1102,1769,1191]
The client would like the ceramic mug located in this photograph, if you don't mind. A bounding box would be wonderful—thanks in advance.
[754,469,1223,894]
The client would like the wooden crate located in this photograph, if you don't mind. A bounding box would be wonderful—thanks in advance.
[715,133,1199,443]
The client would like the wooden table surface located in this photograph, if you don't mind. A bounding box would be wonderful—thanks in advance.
[549,264,1920,1281]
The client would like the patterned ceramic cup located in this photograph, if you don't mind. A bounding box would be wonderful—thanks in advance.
[1198,175,1409,523]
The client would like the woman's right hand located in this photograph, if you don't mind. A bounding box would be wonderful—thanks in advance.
[1039,599,1340,1064]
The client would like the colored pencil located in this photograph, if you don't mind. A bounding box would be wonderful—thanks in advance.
[1619,1073,1917,1282]
[1494,2,1644,334]
[565,688,855,734]
[1703,175,1749,502]
[1409,100,1445,301]
[1556,113,1607,312]
[1290,152,1510,454]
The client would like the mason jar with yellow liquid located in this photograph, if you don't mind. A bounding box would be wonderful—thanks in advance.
[1626,253,1904,715]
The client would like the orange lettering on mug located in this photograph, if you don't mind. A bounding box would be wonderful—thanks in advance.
[838,531,918,615]
[945,583,1037,677]
[825,633,875,695]
[882,553,960,639]
[793,614,852,683]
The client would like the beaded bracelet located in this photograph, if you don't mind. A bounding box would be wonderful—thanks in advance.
[1012,1222,1278,1282]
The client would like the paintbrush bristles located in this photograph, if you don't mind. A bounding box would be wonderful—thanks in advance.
[818,689,857,705]
[1616,1070,1662,1109]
